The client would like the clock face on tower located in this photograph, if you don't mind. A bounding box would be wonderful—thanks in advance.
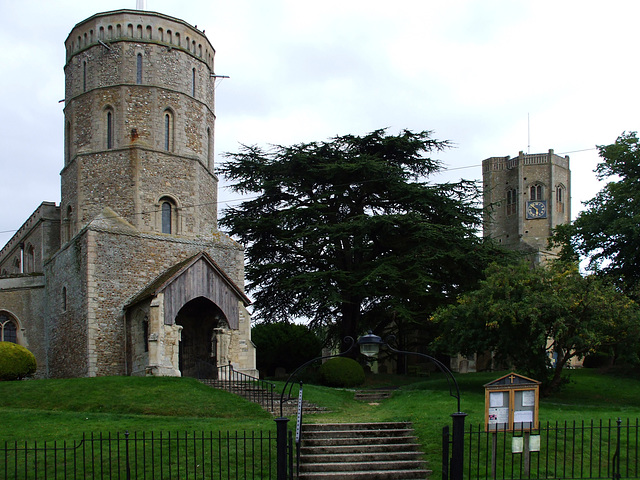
[526,200,547,219]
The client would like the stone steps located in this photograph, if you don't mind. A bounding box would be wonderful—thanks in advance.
[298,422,431,480]
[354,389,395,402]
[200,379,327,416]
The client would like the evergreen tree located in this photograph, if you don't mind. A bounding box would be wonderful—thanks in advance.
[218,129,506,348]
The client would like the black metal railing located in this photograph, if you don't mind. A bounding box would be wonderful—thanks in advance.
[1,430,276,480]
[213,363,277,414]
[458,418,638,479]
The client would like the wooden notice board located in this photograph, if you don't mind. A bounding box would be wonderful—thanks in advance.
[484,372,540,432]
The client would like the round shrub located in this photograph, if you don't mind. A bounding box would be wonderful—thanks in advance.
[0,343,37,381]
[318,357,365,388]
[252,323,323,377]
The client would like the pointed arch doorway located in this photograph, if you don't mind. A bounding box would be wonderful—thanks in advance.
[175,296,229,379]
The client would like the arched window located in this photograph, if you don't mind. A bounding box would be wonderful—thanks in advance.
[192,68,196,97]
[0,313,18,343]
[83,61,87,92]
[506,188,517,216]
[106,108,114,149]
[556,185,566,213]
[25,244,35,274]
[62,286,67,312]
[65,120,72,164]
[530,184,543,201]
[206,127,212,170]
[162,201,172,233]
[13,257,20,274]
[136,53,143,84]
[164,110,174,151]
[158,196,179,234]
[65,205,73,241]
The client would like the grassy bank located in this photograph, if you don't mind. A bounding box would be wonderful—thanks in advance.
[1,369,638,468]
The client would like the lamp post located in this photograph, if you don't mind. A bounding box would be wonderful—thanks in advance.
[356,332,466,480]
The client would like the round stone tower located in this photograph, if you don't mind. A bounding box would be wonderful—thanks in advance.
[62,10,217,242]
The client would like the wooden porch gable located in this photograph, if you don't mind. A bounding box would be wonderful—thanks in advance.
[159,253,250,329]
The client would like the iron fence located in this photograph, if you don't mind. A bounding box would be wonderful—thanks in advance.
[1,430,277,480]
[461,418,638,479]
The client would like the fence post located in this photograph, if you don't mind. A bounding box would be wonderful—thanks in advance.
[275,417,289,480]
[442,426,450,480]
[450,412,467,480]
[125,430,131,480]
[613,418,622,480]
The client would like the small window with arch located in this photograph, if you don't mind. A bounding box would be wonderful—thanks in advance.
[506,188,517,216]
[0,313,18,343]
[159,197,177,234]
[556,184,565,213]
[136,53,143,84]
[530,183,543,201]
[163,110,174,152]
[62,286,67,312]
[106,108,114,149]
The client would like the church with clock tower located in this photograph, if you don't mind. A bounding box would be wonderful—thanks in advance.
[482,149,571,263]
[450,149,573,373]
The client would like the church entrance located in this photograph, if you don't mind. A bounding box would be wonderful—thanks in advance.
[175,296,227,379]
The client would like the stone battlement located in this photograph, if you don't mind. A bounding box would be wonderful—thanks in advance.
[65,9,214,71]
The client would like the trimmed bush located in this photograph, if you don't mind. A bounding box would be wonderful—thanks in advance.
[318,357,365,387]
[252,323,323,377]
[0,343,37,381]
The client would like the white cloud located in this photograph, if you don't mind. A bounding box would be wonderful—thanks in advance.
[1,0,638,246]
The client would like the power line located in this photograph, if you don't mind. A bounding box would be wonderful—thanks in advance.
[0,147,601,237]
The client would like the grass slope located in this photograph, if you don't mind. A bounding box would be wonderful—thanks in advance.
[2,369,638,448]
[0,376,273,441]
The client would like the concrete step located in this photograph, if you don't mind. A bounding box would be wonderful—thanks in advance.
[300,443,422,454]
[354,389,395,402]
[303,422,412,432]
[298,422,431,480]
[300,459,427,473]
[300,452,424,464]
[299,471,429,480]
[303,436,419,447]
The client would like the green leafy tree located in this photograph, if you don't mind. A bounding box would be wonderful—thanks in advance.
[218,129,507,348]
[433,261,640,394]
[552,132,640,295]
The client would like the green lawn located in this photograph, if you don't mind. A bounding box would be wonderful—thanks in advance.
[1,369,638,478]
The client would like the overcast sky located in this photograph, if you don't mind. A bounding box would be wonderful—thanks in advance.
[1,0,638,247]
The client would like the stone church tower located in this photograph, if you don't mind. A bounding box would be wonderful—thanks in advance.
[482,149,571,262]
[0,9,257,379]
[451,150,572,373]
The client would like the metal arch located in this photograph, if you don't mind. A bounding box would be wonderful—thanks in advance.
[278,336,356,418]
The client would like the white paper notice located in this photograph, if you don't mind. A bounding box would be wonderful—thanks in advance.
[514,410,533,424]
[521,390,535,407]
[490,392,504,407]
[488,407,509,424]
[529,435,541,452]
